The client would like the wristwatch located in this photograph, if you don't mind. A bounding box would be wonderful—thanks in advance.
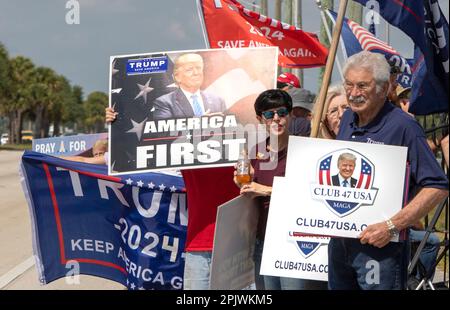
[385,219,399,237]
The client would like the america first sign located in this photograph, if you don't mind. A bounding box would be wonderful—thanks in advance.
[108,47,277,175]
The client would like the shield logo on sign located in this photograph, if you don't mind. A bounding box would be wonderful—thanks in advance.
[295,240,321,259]
[314,148,378,217]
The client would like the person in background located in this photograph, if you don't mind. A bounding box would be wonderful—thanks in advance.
[393,85,412,114]
[286,88,314,136]
[234,89,327,290]
[314,84,349,139]
[60,139,108,165]
[276,72,300,91]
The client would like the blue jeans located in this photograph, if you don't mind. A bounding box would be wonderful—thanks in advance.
[183,251,212,290]
[254,239,327,290]
[328,238,408,290]
[183,251,256,290]
[409,229,440,280]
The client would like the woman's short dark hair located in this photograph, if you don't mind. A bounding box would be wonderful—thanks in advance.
[254,89,293,116]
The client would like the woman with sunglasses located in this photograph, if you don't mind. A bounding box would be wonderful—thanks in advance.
[234,89,326,290]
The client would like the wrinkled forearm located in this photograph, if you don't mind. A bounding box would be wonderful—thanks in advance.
[391,187,448,230]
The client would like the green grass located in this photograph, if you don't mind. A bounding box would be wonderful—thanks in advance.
[0,143,32,151]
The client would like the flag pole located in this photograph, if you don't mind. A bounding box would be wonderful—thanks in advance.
[310,0,348,138]
[196,0,211,48]
[316,1,344,80]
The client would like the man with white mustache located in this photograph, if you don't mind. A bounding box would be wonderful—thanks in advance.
[327,51,448,290]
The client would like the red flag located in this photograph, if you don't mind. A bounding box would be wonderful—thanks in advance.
[198,0,328,68]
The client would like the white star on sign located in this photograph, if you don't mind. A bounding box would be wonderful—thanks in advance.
[185,133,192,140]
[170,185,177,192]
[126,117,147,140]
[125,178,133,185]
[134,78,153,104]
[148,182,155,189]
[159,184,166,191]
[138,286,145,290]
[130,282,136,290]
[137,180,144,187]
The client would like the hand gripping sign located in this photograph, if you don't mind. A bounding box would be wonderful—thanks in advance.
[273,137,407,240]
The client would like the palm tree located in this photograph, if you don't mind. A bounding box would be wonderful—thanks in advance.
[0,43,12,141]
[83,91,108,133]
[30,67,63,138]
[2,56,35,144]
[62,85,84,134]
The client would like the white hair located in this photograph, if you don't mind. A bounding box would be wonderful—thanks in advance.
[343,51,390,94]
[338,152,356,164]
[325,84,345,108]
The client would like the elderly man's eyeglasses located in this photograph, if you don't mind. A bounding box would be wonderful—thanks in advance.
[343,81,372,93]
[261,107,289,120]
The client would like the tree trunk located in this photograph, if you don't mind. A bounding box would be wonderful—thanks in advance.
[42,109,50,138]
[8,112,16,144]
[7,110,24,144]
[34,104,45,138]
[95,120,104,133]
[53,119,61,137]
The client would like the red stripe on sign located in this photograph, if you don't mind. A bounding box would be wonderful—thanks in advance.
[365,174,372,189]
[43,163,127,275]
[72,258,127,274]
[356,173,364,188]
[43,163,66,264]
[70,169,121,182]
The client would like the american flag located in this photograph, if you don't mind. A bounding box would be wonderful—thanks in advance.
[356,158,372,189]
[347,20,398,55]
[326,9,412,89]
[318,155,332,185]
[326,10,399,56]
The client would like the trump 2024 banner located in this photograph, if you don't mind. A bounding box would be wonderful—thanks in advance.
[20,151,187,290]
[109,47,277,175]
[274,137,407,239]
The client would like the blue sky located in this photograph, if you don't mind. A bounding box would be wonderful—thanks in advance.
[0,0,448,97]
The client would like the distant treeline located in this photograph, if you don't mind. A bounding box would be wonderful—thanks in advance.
[0,42,107,144]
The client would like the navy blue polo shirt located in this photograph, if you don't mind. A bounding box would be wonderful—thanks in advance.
[337,101,448,201]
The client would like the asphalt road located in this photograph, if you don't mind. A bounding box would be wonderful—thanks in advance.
[0,150,124,290]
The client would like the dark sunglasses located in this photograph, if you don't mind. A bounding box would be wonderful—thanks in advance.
[261,107,289,119]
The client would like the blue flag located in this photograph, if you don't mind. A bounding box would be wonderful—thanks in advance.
[353,0,449,115]
[327,10,413,89]
[20,151,187,290]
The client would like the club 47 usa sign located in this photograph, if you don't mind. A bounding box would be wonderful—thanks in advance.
[279,137,407,239]
[260,178,329,282]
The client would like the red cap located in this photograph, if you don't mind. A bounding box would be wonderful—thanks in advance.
[277,72,300,88]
